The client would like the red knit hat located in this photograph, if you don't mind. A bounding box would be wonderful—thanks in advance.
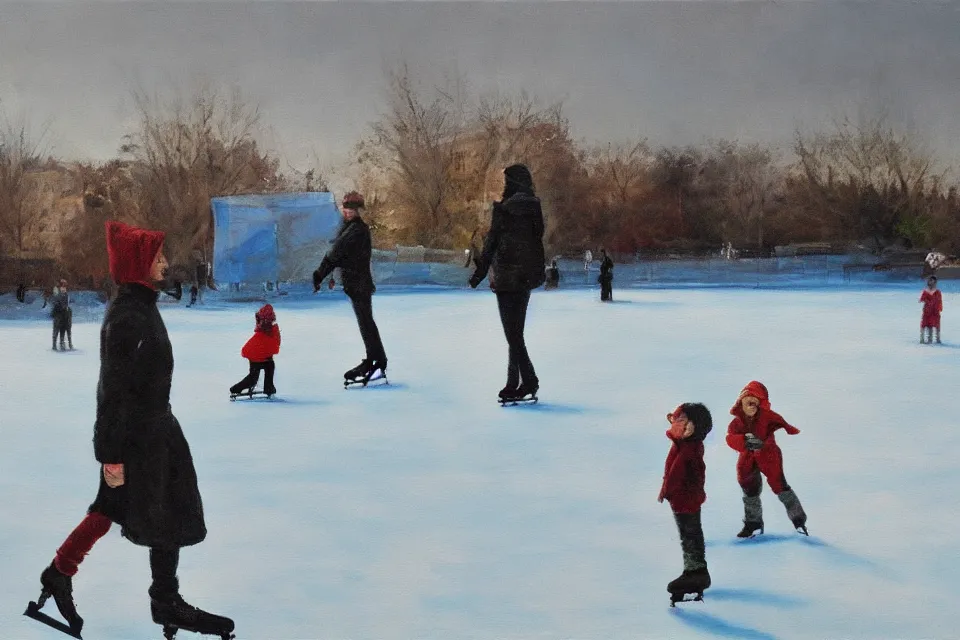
[105,221,165,287]
[732,380,771,414]
[256,303,276,324]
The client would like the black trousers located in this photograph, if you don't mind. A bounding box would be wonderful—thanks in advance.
[496,290,537,387]
[52,313,72,347]
[600,275,613,301]
[230,359,275,394]
[349,292,386,362]
[148,547,180,600]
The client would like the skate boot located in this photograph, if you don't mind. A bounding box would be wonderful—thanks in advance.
[936,328,942,344]
[24,562,84,637]
[498,383,520,401]
[151,592,235,640]
[264,384,277,397]
[778,489,808,535]
[365,358,388,383]
[667,567,711,605]
[737,521,764,538]
[515,379,539,400]
[344,359,372,381]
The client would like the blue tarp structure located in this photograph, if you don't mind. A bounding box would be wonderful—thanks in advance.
[212,192,343,284]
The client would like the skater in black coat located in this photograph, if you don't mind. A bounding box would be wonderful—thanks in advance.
[599,249,614,301]
[28,221,233,639]
[469,164,546,401]
[313,191,388,383]
[50,279,73,350]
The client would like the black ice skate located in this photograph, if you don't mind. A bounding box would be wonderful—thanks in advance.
[344,359,371,381]
[498,381,538,406]
[737,521,764,538]
[151,593,235,640]
[498,383,520,401]
[345,359,388,388]
[667,568,711,607]
[24,563,84,638]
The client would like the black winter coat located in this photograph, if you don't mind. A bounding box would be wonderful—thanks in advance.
[91,283,206,549]
[313,216,375,297]
[472,193,546,293]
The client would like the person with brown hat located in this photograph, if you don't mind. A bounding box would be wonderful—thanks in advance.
[469,164,546,403]
[313,191,388,385]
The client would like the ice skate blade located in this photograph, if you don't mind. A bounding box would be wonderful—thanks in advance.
[669,592,704,607]
[344,374,388,389]
[229,390,275,401]
[24,601,83,639]
[161,623,235,640]
[498,395,538,407]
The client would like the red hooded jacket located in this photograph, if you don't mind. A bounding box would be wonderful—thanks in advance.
[241,304,281,362]
[725,381,800,454]
[920,289,943,328]
[105,221,165,287]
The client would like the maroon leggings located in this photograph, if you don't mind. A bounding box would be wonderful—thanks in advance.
[53,512,113,576]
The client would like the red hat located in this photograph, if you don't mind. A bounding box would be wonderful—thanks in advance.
[256,303,276,324]
[342,191,365,209]
[732,380,771,414]
[105,221,165,287]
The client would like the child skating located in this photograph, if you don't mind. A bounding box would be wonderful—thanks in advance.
[658,402,713,606]
[726,381,807,537]
[229,304,281,399]
[919,275,943,344]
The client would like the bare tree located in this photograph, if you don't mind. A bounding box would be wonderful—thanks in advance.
[120,82,283,266]
[0,110,52,281]
[364,62,469,247]
[717,141,782,248]
[793,113,943,249]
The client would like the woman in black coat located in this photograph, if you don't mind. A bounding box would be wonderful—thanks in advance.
[29,221,233,639]
[470,164,546,401]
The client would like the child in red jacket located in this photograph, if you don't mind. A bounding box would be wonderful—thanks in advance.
[726,381,807,537]
[229,304,281,397]
[919,275,943,344]
[658,402,713,604]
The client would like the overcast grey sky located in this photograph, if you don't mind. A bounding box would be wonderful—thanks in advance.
[2,1,960,180]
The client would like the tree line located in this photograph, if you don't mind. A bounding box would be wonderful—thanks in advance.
[2,66,959,285]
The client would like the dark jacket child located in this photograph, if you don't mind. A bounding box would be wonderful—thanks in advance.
[725,380,807,537]
[229,303,281,397]
[658,402,713,602]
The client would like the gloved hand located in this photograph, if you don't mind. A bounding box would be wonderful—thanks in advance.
[468,274,481,289]
[312,269,323,293]
[744,433,764,451]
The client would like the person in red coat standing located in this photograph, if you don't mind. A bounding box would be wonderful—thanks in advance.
[919,275,943,344]
[726,381,807,537]
[229,303,281,397]
[658,402,713,603]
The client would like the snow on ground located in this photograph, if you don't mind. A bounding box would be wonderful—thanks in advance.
[1,284,958,640]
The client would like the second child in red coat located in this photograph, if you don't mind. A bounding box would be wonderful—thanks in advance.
[229,304,281,397]
[919,275,943,344]
[658,402,713,602]
[726,381,807,537]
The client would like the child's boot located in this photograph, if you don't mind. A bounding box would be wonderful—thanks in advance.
[738,494,764,537]
[920,328,926,344]
[777,488,808,535]
[935,327,941,344]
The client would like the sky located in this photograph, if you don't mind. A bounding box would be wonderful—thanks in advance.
[2,1,960,181]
